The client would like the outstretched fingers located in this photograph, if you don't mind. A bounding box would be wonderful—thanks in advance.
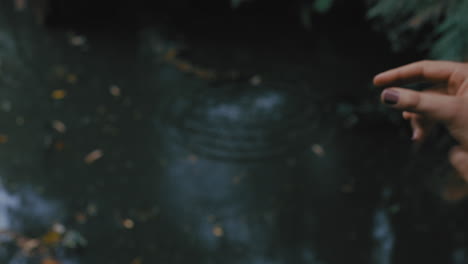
[374,60,464,87]
[381,88,461,125]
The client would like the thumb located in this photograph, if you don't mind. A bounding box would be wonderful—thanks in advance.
[381,88,461,124]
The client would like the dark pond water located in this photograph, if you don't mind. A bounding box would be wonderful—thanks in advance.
[0,1,467,263]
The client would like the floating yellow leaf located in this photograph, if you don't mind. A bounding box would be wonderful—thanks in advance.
[51,90,67,100]
[42,230,61,246]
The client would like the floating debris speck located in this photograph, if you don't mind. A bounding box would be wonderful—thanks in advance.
[249,75,262,86]
[0,134,8,144]
[122,219,135,229]
[69,34,87,47]
[52,120,66,133]
[110,85,121,97]
[131,257,143,264]
[18,238,40,255]
[84,149,103,164]
[311,144,325,157]
[41,230,61,246]
[52,223,66,234]
[51,89,67,100]
[66,74,78,84]
[212,225,224,237]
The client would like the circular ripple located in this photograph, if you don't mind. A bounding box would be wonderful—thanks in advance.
[160,83,321,160]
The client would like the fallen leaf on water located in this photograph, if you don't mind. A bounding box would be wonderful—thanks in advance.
[122,219,135,229]
[41,230,61,246]
[110,85,121,97]
[52,223,66,234]
[52,120,66,133]
[51,90,67,100]
[0,134,8,144]
[84,149,103,164]
[131,257,142,264]
[17,238,40,254]
[41,257,60,264]
[212,225,224,237]
[311,144,325,157]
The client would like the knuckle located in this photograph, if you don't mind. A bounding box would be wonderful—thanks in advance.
[404,91,421,110]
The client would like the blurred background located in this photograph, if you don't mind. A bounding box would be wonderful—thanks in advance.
[1,0,468,263]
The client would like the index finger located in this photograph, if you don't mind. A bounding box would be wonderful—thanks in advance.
[373,60,465,87]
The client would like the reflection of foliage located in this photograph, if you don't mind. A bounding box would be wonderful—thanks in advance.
[367,0,468,61]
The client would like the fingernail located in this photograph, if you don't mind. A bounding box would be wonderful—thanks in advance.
[382,89,399,105]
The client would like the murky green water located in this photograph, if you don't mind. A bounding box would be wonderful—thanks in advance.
[0,1,466,264]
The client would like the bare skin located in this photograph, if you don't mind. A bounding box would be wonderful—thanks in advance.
[374,60,468,181]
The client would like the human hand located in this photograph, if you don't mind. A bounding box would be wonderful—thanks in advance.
[374,60,468,181]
